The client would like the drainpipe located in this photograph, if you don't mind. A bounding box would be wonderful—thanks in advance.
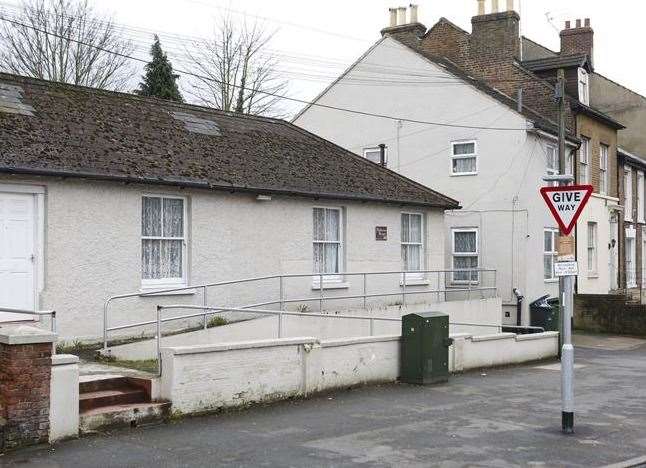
[513,288,524,326]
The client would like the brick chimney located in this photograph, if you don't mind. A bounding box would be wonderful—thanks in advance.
[560,18,594,68]
[381,4,426,41]
[470,10,521,61]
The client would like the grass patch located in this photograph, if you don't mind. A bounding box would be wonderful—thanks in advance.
[207,316,228,328]
[96,355,159,373]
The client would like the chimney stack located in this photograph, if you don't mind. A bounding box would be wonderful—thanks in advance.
[409,4,418,23]
[477,0,485,15]
[560,18,594,69]
[389,8,397,27]
[492,0,499,13]
[397,6,407,25]
[506,0,514,11]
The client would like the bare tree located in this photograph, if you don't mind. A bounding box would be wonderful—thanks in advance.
[0,0,135,90]
[185,15,288,117]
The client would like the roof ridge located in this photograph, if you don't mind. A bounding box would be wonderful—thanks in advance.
[0,72,286,127]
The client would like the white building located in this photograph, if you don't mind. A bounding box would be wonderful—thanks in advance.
[0,73,460,340]
[294,9,583,324]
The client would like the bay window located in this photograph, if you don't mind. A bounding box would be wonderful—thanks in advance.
[141,195,186,287]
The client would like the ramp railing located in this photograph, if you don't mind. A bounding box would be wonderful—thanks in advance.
[103,268,497,351]
[0,307,56,333]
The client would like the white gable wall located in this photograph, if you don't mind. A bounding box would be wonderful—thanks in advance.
[295,38,560,323]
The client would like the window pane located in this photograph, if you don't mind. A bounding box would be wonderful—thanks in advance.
[454,256,478,281]
[325,209,340,242]
[401,214,410,243]
[313,243,324,274]
[163,198,184,238]
[364,149,381,164]
[544,255,553,279]
[161,240,183,278]
[313,208,325,241]
[142,197,162,236]
[409,214,422,243]
[324,243,339,273]
[544,231,553,252]
[453,143,475,155]
[403,245,421,271]
[453,157,476,173]
[142,239,161,279]
[454,231,476,253]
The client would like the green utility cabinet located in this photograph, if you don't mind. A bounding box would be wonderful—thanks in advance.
[400,311,452,385]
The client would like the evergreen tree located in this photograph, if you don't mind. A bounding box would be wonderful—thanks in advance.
[136,36,183,102]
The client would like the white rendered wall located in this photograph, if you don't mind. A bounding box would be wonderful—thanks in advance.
[49,354,80,442]
[160,331,559,415]
[577,195,618,294]
[0,175,446,340]
[294,37,561,323]
[106,297,502,361]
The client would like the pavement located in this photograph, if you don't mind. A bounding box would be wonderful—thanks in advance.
[2,334,646,468]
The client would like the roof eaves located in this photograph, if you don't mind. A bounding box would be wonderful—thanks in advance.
[571,101,626,129]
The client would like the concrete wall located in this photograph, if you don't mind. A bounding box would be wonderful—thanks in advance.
[106,297,502,360]
[294,37,561,324]
[160,331,559,415]
[49,354,79,442]
[574,293,646,336]
[0,175,447,341]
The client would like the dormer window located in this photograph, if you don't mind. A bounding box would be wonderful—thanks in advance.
[578,68,589,105]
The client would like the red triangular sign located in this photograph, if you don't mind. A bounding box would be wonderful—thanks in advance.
[540,185,593,235]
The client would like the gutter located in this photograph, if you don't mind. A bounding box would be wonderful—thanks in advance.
[0,166,460,210]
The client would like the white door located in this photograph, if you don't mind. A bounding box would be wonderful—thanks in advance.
[0,192,36,321]
[609,216,618,290]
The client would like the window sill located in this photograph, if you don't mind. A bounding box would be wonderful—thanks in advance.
[139,286,195,297]
[450,172,478,177]
[544,279,559,284]
[587,273,599,279]
[311,282,350,291]
[400,279,429,287]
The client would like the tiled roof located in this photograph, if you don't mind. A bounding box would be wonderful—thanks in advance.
[0,73,459,209]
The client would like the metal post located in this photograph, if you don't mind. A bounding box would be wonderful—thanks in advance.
[156,306,162,376]
[103,302,109,351]
[561,274,575,433]
[278,311,283,338]
[402,272,407,306]
[363,273,367,309]
[51,311,56,333]
[436,271,441,302]
[202,286,208,330]
[279,276,285,311]
[467,271,472,300]
[369,317,374,336]
[557,68,574,434]
[319,274,324,312]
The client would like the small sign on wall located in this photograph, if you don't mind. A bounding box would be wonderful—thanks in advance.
[375,226,388,241]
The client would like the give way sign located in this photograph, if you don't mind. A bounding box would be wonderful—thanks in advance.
[540,185,593,235]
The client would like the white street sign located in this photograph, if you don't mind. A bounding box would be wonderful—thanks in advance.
[554,261,578,277]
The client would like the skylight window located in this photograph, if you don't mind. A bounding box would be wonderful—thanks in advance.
[171,111,221,136]
[0,82,34,116]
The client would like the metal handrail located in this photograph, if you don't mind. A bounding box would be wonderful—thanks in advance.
[0,307,56,333]
[103,268,497,350]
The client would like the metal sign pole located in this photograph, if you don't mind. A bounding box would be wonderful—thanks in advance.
[556,68,574,434]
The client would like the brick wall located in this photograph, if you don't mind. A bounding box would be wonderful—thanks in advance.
[575,294,646,336]
[560,25,594,62]
[577,113,618,197]
[0,341,52,451]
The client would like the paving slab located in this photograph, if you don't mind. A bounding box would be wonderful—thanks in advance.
[2,344,646,467]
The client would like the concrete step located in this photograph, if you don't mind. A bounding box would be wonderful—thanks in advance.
[80,387,147,412]
[79,401,171,434]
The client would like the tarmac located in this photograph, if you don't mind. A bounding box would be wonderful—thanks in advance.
[2,333,646,468]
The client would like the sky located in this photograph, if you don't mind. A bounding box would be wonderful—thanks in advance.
[6,0,642,116]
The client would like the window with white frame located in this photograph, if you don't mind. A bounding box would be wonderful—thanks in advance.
[544,228,558,281]
[363,147,384,165]
[452,229,478,282]
[451,141,477,175]
[141,195,186,286]
[600,144,609,195]
[587,222,597,275]
[401,213,424,277]
[638,171,645,223]
[625,168,633,222]
[579,137,590,184]
[546,144,558,186]
[578,68,590,105]
[313,207,342,280]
